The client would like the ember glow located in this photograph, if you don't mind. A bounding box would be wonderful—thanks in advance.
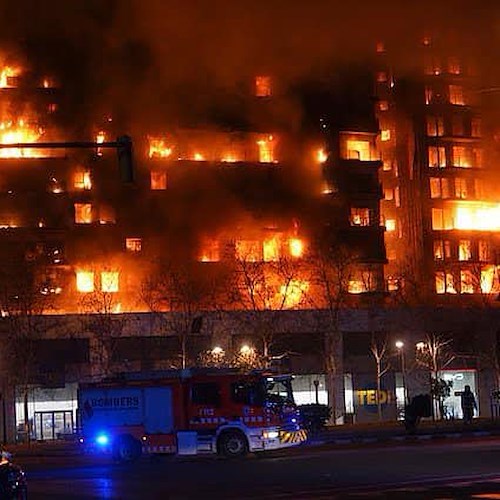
[316,148,328,163]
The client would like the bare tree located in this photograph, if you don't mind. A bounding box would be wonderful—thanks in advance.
[141,259,225,369]
[78,267,126,379]
[415,333,455,419]
[0,261,54,442]
[306,243,357,423]
[370,333,391,421]
[228,251,307,367]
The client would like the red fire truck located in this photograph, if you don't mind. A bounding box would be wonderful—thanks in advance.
[78,369,307,461]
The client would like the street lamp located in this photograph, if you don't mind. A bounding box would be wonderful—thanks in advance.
[240,345,253,355]
[395,340,407,405]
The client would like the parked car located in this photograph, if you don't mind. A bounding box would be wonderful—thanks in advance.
[0,451,27,499]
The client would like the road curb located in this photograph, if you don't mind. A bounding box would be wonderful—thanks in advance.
[308,429,495,447]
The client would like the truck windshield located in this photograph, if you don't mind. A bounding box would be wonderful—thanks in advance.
[264,377,295,405]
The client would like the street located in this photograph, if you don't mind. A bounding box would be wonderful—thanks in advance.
[16,437,500,499]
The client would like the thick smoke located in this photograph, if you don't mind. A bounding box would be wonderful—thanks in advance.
[0,0,497,129]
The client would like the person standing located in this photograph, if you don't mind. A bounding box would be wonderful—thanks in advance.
[460,385,477,424]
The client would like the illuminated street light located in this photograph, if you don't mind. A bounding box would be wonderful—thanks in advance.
[395,340,407,405]
[240,344,253,355]
[416,341,426,351]
[211,346,224,355]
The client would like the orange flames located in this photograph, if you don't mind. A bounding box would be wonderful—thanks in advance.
[149,138,173,159]
[0,65,21,88]
[0,119,44,158]
[316,148,328,163]
[454,202,500,231]
[148,133,278,164]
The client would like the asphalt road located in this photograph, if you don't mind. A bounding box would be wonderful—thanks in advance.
[16,438,500,499]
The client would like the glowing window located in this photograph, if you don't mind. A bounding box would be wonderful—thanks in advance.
[74,171,92,190]
[289,238,304,258]
[434,240,444,260]
[101,271,119,293]
[256,135,275,163]
[444,240,452,259]
[429,178,442,198]
[428,146,446,168]
[76,271,94,293]
[479,240,490,261]
[235,240,261,262]
[255,76,272,97]
[380,130,391,142]
[199,240,220,262]
[452,146,470,168]
[427,116,444,136]
[263,238,280,262]
[48,103,58,113]
[350,208,371,226]
[472,148,483,167]
[431,208,453,230]
[125,238,142,252]
[471,118,481,137]
[458,240,472,261]
[460,270,474,294]
[449,85,465,105]
[435,272,445,294]
[425,86,433,105]
[384,188,394,201]
[455,178,468,199]
[376,71,387,83]
[385,219,396,232]
[346,140,371,161]
[151,171,167,190]
[99,205,116,224]
[481,266,495,293]
[446,272,457,294]
[74,203,92,224]
[376,41,385,53]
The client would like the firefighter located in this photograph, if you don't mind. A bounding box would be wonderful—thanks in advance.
[460,385,477,425]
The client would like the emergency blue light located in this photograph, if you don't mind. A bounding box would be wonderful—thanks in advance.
[96,434,109,446]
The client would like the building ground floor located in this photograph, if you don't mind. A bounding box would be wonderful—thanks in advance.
[0,306,498,442]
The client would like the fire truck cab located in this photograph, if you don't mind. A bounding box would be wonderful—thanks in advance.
[78,369,307,461]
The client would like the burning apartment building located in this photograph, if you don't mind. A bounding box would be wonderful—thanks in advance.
[0,24,497,440]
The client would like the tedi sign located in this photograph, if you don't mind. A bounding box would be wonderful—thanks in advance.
[356,389,395,406]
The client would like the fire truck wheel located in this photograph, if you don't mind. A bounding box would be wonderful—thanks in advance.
[218,430,248,458]
[112,435,142,462]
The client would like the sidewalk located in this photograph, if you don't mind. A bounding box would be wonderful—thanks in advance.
[310,418,500,446]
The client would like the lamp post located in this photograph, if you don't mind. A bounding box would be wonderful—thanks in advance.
[395,340,407,405]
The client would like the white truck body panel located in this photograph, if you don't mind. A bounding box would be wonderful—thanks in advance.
[79,386,174,435]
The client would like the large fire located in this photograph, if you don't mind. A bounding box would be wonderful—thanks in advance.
[147,132,278,164]
[454,202,500,231]
[0,65,21,88]
[0,119,44,158]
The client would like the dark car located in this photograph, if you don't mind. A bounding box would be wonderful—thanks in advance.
[0,454,27,499]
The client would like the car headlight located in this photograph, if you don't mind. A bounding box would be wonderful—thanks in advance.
[262,430,279,439]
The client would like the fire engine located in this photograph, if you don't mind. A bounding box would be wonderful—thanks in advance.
[78,368,307,461]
